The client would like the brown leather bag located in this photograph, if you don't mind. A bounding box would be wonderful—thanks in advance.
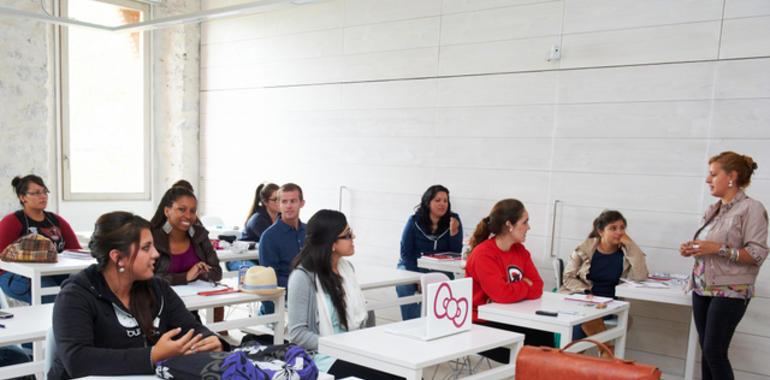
[516,339,662,380]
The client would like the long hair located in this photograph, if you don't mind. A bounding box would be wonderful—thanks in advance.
[11,174,47,206]
[588,210,627,239]
[293,209,349,330]
[150,187,197,229]
[89,211,156,338]
[246,183,279,225]
[415,185,452,234]
[469,199,526,249]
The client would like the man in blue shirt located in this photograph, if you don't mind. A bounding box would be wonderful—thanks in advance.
[258,183,306,315]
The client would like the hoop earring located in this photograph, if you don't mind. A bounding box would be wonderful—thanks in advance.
[162,221,173,234]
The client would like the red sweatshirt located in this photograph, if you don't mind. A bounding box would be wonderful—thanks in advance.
[465,238,544,322]
[0,211,81,253]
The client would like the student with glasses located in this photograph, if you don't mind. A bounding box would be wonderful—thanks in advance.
[288,210,401,380]
[0,175,82,304]
[227,183,280,271]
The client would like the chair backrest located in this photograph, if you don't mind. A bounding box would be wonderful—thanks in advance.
[45,326,57,374]
[420,272,451,317]
[200,215,225,229]
[553,257,564,289]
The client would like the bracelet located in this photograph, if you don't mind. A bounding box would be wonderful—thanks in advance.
[730,248,740,263]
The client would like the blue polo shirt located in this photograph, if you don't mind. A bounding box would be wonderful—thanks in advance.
[258,218,306,288]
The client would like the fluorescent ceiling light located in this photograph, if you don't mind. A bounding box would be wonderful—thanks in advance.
[0,0,323,32]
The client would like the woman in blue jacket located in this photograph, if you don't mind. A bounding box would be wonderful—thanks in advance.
[396,185,463,320]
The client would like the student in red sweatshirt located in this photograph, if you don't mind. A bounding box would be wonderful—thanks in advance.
[465,198,554,362]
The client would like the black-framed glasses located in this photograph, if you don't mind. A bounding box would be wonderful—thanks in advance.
[26,189,50,197]
[336,230,355,240]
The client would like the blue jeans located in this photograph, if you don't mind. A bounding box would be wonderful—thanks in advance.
[225,260,258,271]
[0,272,67,304]
[395,264,454,321]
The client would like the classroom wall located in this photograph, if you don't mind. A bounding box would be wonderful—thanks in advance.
[200,1,770,378]
[0,0,202,230]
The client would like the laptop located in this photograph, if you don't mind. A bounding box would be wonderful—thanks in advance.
[386,277,473,341]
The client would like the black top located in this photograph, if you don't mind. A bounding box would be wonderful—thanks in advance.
[588,249,624,298]
[14,210,65,252]
[48,265,216,380]
[240,206,274,242]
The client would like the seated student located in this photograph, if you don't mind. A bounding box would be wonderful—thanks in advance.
[226,183,280,271]
[150,186,222,285]
[396,184,463,320]
[150,186,225,326]
[0,175,81,304]
[287,210,401,380]
[259,183,306,315]
[560,210,649,343]
[465,198,552,362]
[49,211,223,380]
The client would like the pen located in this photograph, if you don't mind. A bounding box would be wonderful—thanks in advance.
[0,323,5,328]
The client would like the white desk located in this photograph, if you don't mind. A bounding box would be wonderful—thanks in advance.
[417,257,466,278]
[217,249,259,278]
[319,322,524,380]
[75,372,335,379]
[478,292,630,357]
[0,249,260,305]
[354,265,423,311]
[0,256,93,305]
[0,304,52,379]
[616,282,696,380]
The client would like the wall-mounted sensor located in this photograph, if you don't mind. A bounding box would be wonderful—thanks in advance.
[547,45,561,62]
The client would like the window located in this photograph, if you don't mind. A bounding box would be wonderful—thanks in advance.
[59,0,150,200]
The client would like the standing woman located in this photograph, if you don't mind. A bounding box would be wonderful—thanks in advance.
[150,186,222,285]
[49,212,222,379]
[287,210,400,380]
[680,151,768,380]
[396,185,463,320]
[465,199,551,361]
[0,175,81,304]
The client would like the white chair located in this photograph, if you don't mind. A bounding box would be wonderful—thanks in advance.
[200,215,225,230]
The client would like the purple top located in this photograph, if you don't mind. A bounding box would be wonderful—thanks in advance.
[168,244,201,274]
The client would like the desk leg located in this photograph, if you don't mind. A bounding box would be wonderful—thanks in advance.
[31,274,42,306]
[273,295,286,345]
[559,327,572,348]
[33,340,43,379]
[614,308,629,359]
[684,315,697,380]
[405,368,422,380]
[205,308,214,324]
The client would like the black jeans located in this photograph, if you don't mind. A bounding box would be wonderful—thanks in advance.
[692,293,749,380]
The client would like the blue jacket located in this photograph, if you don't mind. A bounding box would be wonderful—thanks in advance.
[259,218,306,288]
[240,206,274,242]
[398,212,463,271]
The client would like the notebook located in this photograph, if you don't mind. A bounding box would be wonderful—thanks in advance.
[386,277,472,341]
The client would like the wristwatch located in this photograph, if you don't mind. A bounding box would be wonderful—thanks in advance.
[717,245,729,258]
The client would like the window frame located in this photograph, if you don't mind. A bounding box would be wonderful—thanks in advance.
[58,0,152,201]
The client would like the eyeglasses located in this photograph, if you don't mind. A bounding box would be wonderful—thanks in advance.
[268,197,279,202]
[336,230,355,240]
[26,190,50,197]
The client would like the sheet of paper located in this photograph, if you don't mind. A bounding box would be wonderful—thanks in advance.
[171,280,229,297]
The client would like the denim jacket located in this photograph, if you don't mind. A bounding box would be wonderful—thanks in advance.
[693,191,768,287]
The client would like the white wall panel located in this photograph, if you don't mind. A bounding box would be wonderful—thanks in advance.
[442,0,558,14]
[344,0,442,26]
[712,99,770,138]
[725,0,770,18]
[715,58,770,99]
[561,22,721,68]
[342,48,439,81]
[437,72,557,106]
[436,105,555,138]
[720,16,770,59]
[344,17,441,54]
[438,36,561,75]
[440,1,563,45]
[563,0,723,34]
[555,101,712,138]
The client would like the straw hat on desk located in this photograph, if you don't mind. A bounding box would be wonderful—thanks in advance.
[240,266,285,296]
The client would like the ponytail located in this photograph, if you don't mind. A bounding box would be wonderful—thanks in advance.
[469,199,525,249]
[469,217,491,250]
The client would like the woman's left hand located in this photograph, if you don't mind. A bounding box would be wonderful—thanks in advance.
[688,240,722,257]
[187,335,222,354]
[450,217,460,236]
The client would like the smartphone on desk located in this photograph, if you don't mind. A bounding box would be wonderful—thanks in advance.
[0,311,14,319]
